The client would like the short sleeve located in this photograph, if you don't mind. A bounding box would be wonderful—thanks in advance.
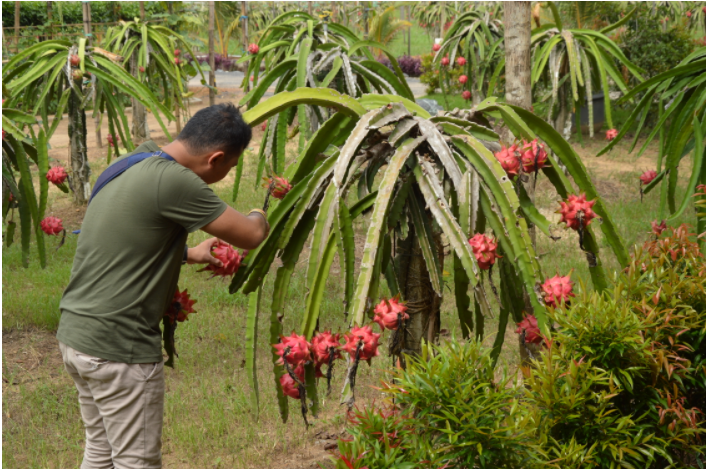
[157,162,228,233]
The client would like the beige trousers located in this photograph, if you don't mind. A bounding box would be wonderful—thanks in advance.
[59,342,164,469]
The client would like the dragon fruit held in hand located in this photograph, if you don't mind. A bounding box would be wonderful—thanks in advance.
[200,241,245,278]
[468,233,502,270]
[373,297,409,331]
[541,273,575,307]
[280,364,305,399]
[310,330,342,365]
[46,166,68,185]
[520,139,548,173]
[515,314,542,344]
[494,144,521,177]
[273,332,312,367]
[264,175,292,200]
[40,217,63,235]
[341,325,381,361]
[165,288,197,324]
[640,170,658,186]
[558,193,597,230]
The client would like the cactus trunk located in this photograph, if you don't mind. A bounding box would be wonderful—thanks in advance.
[68,83,91,204]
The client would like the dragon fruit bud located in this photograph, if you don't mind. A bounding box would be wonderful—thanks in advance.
[456,57,467,66]
[201,241,245,278]
[558,193,597,230]
[265,175,292,200]
[40,216,63,235]
[515,314,542,344]
[651,220,667,236]
[468,233,502,270]
[440,56,450,66]
[640,170,657,186]
[462,90,472,100]
[248,43,260,54]
[69,54,80,67]
[458,74,468,84]
[605,128,618,141]
[310,330,343,365]
[72,69,84,81]
[139,66,145,73]
[432,43,441,52]
[273,332,311,367]
[46,166,68,185]
[341,325,381,361]
[520,139,548,173]
[372,298,409,331]
[494,144,521,177]
[280,364,305,399]
[541,274,575,307]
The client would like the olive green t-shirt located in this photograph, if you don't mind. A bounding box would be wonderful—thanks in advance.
[57,141,228,363]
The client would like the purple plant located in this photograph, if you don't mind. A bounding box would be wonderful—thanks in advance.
[397,55,422,78]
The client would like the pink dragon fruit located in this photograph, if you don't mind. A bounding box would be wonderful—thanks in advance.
[40,217,63,235]
[280,364,305,399]
[462,90,472,101]
[520,139,548,173]
[69,54,80,67]
[248,43,260,54]
[264,175,292,200]
[200,241,245,278]
[456,56,467,66]
[341,325,381,361]
[273,332,311,367]
[468,233,502,270]
[310,330,342,365]
[515,314,542,344]
[558,193,597,230]
[605,128,618,141]
[46,166,68,185]
[432,43,441,52]
[541,273,575,307]
[494,144,521,177]
[640,170,657,186]
[440,56,450,66]
[164,288,197,324]
[372,297,409,331]
[458,74,468,84]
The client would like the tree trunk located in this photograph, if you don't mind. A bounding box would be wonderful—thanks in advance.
[139,1,145,20]
[130,53,149,142]
[208,1,216,106]
[46,2,52,40]
[14,1,20,52]
[68,83,91,205]
[308,1,312,15]
[241,1,249,92]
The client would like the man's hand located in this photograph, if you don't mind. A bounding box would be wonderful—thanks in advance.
[186,237,223,266]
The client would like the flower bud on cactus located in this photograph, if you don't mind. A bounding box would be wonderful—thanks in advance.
[248,43,260,54]
[139,66,145,73]
[165,288,197,324]
[515,314,542,344]
[274,332,311,367]
[651,220,667,236]
[174,49,181,57]
[558,193,597,230]
[432,43,441,52]
[46,166,68,185]
[280,364,305,399]
[605,128,618,141]
[342,325,381,361]
[72,69,84,81]
[541,274,575,307]
[264,175,292,200]
[458,74,468,84]
[494,144,521,177]
[373,297,409,331]
[70,54,80,67]
[462,90,472,100]
[440,56,450,66]
[310,330,342,365]
[456,57,466,66]
[640,170,657,185]
[468,233,502,270]
[200,241,245,278]
[520,139,548,173]
[40,216,63,235]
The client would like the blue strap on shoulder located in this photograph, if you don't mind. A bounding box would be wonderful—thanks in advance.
[72,151,175,234]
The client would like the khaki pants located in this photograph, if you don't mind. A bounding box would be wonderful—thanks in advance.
[59,342,164,469]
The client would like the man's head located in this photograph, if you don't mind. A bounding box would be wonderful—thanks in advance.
[175,103,252,184]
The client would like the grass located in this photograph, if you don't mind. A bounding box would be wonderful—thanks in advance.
[2,117,698,468]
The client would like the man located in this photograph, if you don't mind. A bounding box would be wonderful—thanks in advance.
[56,103,268,468]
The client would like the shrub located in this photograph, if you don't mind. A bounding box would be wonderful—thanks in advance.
[419,53,464,95]
[619,22,694,81]
[377,55,422,78]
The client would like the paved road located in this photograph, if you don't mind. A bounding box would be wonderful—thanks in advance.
[189,70,427,98]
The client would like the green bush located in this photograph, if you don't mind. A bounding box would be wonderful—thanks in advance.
[2,2,162,26]
[419,53,465,96]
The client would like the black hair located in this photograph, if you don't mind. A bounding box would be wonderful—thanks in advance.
[177,103,252,158]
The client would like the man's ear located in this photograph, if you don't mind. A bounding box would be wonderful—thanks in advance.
[206,150,226,167]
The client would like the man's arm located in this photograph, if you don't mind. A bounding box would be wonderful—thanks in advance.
[200,206,269,250]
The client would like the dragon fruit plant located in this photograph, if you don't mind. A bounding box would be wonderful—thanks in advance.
[233,83,628,425]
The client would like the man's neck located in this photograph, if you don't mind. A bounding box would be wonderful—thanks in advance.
[161,141,196,171]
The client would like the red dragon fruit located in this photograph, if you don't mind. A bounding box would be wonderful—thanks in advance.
[248,43,260,54]
[139,66,145,73]
[432,43,441,52]
[458,74,468,84]
[494,144,521,177]
[310,330,342,365]
[341,325,381,361]
[520,139,548,173]
[462,90,472,101]
[456,56,467,66]
[174,49,181,57]
[200,241,245,278]
[515,314,542,344]
[46,166,68,185]
[440,56,450,66]
[264,175,292,200]
[541,273,575,307]
[107,134,115,146]
[468,233,502,270]
[40,216,63,235]
[605,128,618,141]
[558,193,597,230]
[280,364,305,399]
[651,220,667,237]
[372,297,409,331]
[164,288,197,324]
[686,10,692,17]
[69,54,80,67]
[273,332,311,367]
[640,170,657,186]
